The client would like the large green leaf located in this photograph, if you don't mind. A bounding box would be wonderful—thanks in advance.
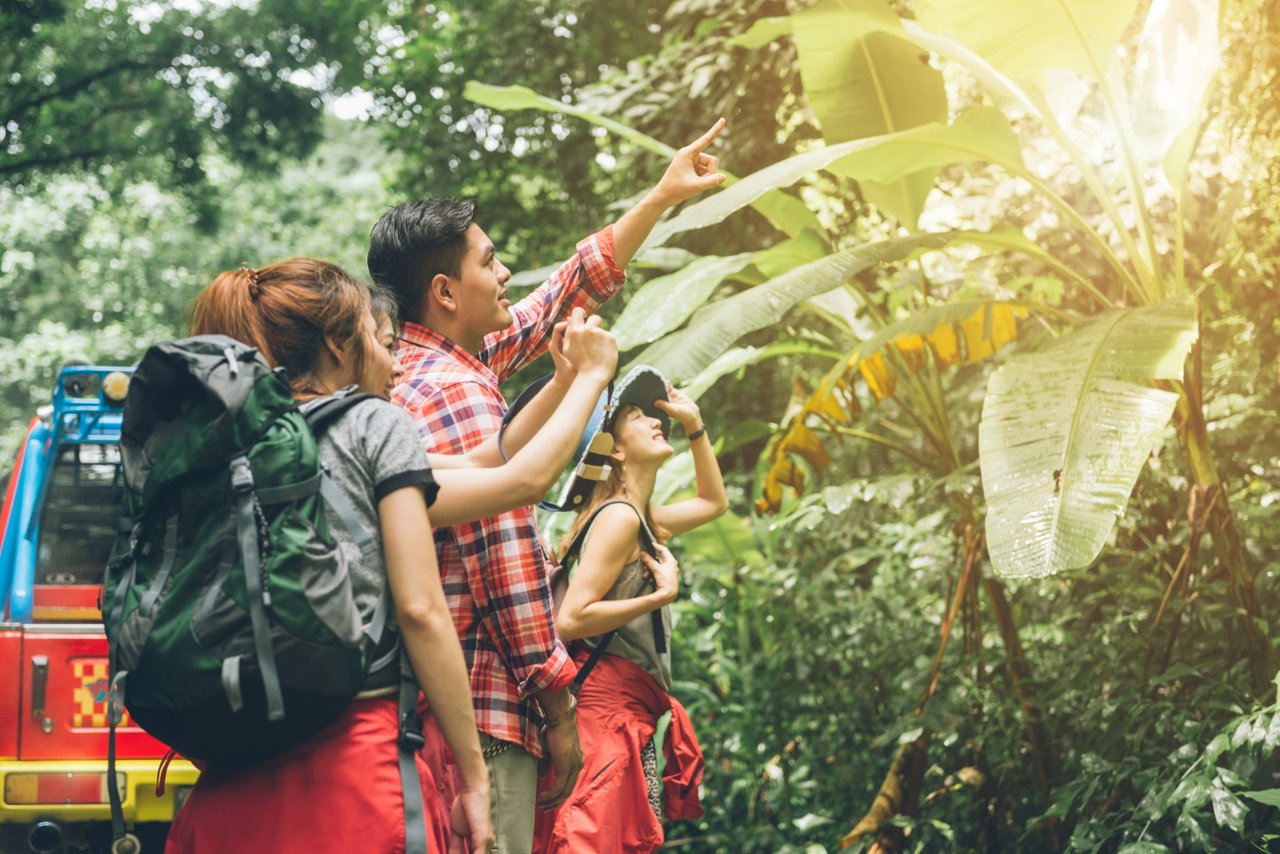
[1241,789,1280,808]
[614,231,831,351]
[915,0,1141,85]
[794,0,948,226]
[671,511,766,570]
[646,107,1022,249]
[681,341,840,401]
[613,253,758,351]
[463,81,821,240]
[750,228,831,279]
[979,301,1196,578]
[508,261,560,289]
[507,246,701,289]
[900,20,1042,117]
[728,16,793,48]
[631,231,962,382]
[1130,0,1220,193]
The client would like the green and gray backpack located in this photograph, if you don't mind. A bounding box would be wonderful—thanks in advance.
[103,335,428,852]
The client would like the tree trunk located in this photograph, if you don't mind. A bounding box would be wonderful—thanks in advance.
[840,733,932,851]
[984,576,1060,788]
[842,528,982,848]
[1175,326,1272,696]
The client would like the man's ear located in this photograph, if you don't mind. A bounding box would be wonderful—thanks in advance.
[428,273,457,315]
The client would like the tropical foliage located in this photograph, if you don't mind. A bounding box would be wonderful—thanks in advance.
[3,0,1279,850]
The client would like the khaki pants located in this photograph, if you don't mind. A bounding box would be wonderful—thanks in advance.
[480,734,538,854]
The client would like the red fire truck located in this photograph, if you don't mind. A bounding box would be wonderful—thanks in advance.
[0,366,198,853]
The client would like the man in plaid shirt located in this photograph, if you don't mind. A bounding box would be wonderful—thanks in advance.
[368,119,726,853]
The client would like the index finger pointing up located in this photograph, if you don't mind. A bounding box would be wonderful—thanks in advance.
[687,117,726,153]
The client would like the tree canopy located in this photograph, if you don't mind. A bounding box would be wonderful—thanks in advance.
[1,0,371,196]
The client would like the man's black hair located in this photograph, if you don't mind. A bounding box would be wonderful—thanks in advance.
[366,198,478,322]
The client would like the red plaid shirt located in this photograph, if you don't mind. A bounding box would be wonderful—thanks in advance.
[392,227,625,756]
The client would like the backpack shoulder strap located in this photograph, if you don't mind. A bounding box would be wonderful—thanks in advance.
[298,389,380,556]
[559,498,638,569]
[301,389,380,438]
[304,391,425,854]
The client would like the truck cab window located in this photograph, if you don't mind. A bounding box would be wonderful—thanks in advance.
[36,442,122,585]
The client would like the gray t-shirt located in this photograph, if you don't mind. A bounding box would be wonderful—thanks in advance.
[307,396,438,623]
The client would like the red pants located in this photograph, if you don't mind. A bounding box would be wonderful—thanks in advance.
[167,697,448,853]
[534,652,704,854]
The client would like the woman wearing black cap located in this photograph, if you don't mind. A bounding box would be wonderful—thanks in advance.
[533,366,728,853]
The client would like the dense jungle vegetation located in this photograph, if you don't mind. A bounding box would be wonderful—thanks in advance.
[3,0,1279,849]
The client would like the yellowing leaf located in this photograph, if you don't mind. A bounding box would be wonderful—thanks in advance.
[857,302,1027,399]
[756,376,854,513]
[757,300,1030,512]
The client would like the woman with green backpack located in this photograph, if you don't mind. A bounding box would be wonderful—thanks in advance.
[533,367,728,853]
[164,258,617,853]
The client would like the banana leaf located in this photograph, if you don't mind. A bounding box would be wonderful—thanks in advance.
[681,341,841,401]
[614,230,832,351]
[613,253,759,351]
[979,300,1196,578]
[795,0,948,227]
[915,0,1141,85]
[632,231,963,383]
[645,107,1024,249]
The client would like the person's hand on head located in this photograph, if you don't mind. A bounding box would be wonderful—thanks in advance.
[653,119,727,207]
[654,386,701,432]
[561,307,617,382]
[641,544,680,605]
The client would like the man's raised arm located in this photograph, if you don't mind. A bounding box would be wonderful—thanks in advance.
[611,117,727,269]
[481,119,727,381]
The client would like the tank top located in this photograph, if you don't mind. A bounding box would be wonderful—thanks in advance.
[576,505,673,691]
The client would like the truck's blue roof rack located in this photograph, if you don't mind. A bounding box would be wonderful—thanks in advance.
[50,366,134,445]
[25,367,133,541]
[4,366,136,625]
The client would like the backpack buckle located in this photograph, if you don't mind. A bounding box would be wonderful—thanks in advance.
[229,458,255,494]
[398,711,426,750]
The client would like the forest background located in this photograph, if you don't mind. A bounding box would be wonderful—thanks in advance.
[3,0,1280,850]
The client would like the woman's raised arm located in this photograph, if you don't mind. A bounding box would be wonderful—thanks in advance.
[426,309,617,526]
[651,388,728,535]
